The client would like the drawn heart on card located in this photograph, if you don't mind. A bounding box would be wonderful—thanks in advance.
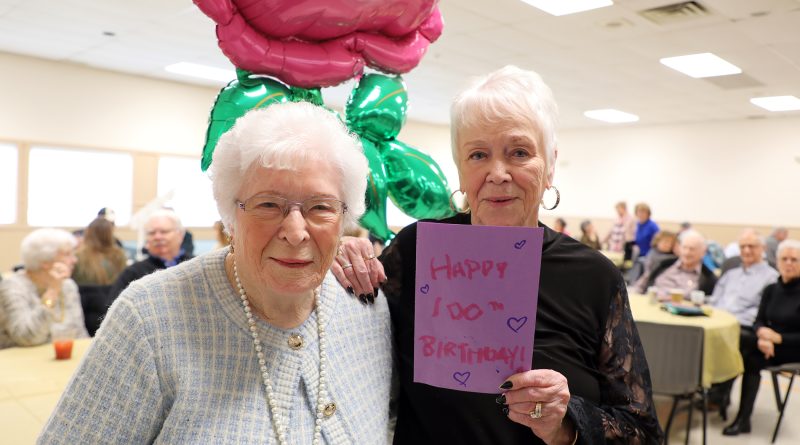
[514,240,527,250]
[452,371,471,386]
[420,284,430,294]
[506,316,528,333]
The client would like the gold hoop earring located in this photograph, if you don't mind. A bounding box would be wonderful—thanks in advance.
[541,186,560,211]
[449,189,470,215]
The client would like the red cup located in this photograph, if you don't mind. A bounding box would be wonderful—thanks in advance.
[54,339,74,360]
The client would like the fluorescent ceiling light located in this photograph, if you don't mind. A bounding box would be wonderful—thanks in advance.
[659,53,741,78]
[750,95,800,112]
[165,62,235,83]
[520,0,613,16]
[584,109,639,123]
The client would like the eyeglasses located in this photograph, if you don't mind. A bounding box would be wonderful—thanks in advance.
[778,256,799,264]
[739,243,761,250]
[236,194,347,226]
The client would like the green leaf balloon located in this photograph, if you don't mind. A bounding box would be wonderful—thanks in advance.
[382,139,455,220]
[358,139,394,242]
[200,72,291,171]
[345,74,408,142]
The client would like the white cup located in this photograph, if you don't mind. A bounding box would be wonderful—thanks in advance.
[689,290,705,306]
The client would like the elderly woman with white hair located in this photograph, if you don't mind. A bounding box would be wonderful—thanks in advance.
[724,238,800,436]
[336,66,662,444]
[39,102,392,444]
[1,228,88,349]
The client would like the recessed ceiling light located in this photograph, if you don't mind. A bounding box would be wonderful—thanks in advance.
[659,53,741,78]
[164,62,235,83]
[520,0,613,16]
[750,95,800,112]
[584,109,639,123]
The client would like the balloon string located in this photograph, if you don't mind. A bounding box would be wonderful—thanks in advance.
[254,92,288,108]
[403,153,447,182]
[375,88,405,107]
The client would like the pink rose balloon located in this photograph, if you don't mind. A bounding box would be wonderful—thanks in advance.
[194,0,443,88]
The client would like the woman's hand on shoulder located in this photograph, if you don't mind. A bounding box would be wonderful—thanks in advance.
[331,236,386,303]
[500,369,576,445]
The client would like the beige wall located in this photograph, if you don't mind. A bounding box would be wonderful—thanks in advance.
[1,51,798,271]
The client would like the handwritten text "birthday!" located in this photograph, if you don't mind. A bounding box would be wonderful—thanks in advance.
[430,255,508,281]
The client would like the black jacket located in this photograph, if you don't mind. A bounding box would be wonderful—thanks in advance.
[645,257,717,295]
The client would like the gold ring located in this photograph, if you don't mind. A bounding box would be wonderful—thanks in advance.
[529,402,543,419]
[366,254,376,260]
[342,263,353,270]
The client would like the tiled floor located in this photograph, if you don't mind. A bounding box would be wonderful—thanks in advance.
[658,370,799,444]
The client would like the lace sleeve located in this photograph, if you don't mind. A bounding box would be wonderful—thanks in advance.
[568,280,663,444]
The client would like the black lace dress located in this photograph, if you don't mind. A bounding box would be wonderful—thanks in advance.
[381,213,663,444]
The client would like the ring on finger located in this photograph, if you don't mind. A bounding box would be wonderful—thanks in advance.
[529,402,543,419]
[341,263,353,270]
[365,254,376,260]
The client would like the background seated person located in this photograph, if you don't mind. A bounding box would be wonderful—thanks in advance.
[707,229,778,418]
[0,229,89,348]
[107,209,190,304]
[636,230,717,296]
[578,219,601,250]
[723,239,800,436]
[629,230,677,285]
[72,217,129,336]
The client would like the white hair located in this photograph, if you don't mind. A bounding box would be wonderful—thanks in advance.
[146,208,185,234]
[450,65,559,170]
[777,239,800,257]
[679,230,706,247]
[209,102,368,232]
[21,228,77,271]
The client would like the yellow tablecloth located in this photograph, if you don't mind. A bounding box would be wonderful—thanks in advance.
[601,250,624,267]
[629,294,744,387]
[0,338,91,445]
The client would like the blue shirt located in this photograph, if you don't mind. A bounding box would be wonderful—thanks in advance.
[710,261,779,326]
[635,219,659,257]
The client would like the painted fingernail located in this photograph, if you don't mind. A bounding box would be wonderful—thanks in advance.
[495,394,506,405]
[502,406,509,416]
[499,381,513,390]
[366,293,375,304]
[358,294,367,305]
[346,287,354,295]
[373,287,379,296]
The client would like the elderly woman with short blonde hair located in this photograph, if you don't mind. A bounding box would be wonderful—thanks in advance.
[1,228,88,349]
[40,102,392,444]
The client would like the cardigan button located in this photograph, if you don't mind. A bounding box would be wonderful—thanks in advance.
[323,402,336,417]
[287,334,304,350]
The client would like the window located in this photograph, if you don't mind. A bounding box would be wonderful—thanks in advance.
[27,147,133,227]
[157,156,219,227]
[0,143,18,224]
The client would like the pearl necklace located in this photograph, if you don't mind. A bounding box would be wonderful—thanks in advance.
[233,259,328,445]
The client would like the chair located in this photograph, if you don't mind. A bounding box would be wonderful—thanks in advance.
[78,284,113,336]
[767,362,800,443]
[636,321,706,445]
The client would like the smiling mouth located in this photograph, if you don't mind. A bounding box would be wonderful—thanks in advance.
[484,197,516,204]
[272,258,313,268]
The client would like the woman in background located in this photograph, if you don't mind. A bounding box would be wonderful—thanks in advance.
[0,228,89,348]
[579,220,601,250]
[72,217,128,335]
[724,239,800,436]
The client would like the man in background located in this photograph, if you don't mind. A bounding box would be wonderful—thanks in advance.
[107,208,191,303]
[707,229,779,419]
[765,227,788,267]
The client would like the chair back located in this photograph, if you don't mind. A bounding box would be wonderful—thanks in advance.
[78,284,113,336]
[636,321,704,395]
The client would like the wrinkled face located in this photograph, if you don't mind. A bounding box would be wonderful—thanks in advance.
[456,121,553,228]
[43,246,77,274]
[635,208,649,223]
[145,216,183,260]
[679,237,706,269]
[738,233,764,268]
[656,236,675,254]
[778,247,800,282]
[230,160,343,298]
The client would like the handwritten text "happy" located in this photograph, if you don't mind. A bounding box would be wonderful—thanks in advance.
[430,255,508,281]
